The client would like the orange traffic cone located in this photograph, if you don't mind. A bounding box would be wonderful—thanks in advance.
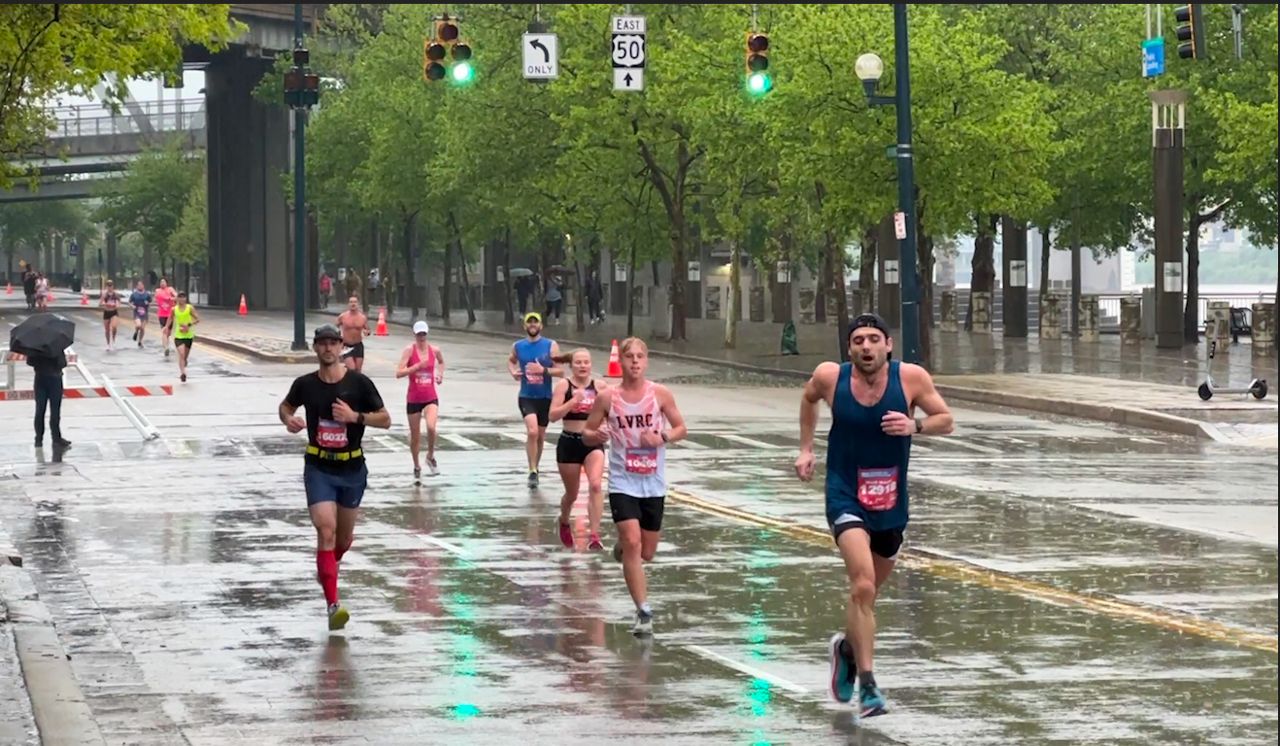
[80,291,89,306]
[375,307,388,336]
[238,294,248,316]
[606,339,622,378]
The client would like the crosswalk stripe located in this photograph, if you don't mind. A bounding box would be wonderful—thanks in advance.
[714,433,786,450]
[375,435,407,452]
[164,439,195,458]
[441,433,484,450]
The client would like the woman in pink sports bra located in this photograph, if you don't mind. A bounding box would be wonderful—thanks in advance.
[395,320,444,483]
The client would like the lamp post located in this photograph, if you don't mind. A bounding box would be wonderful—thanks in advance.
[854,4,921,365]
[283,3,320,351]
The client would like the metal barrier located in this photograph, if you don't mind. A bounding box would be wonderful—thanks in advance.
[44,98,206,139]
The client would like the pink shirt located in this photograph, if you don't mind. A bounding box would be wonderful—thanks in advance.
[407,345,438,403]
[155,288,177,317]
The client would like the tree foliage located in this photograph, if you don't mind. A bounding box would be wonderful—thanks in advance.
[0,3,240,186]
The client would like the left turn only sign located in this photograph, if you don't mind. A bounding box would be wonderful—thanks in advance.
[523,33,558,80]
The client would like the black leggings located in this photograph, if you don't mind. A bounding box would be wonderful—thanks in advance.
[34,373,64,441]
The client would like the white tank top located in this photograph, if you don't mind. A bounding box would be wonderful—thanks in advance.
[607,382,667,498]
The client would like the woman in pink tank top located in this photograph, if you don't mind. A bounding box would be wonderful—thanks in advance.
[395,321,444,483]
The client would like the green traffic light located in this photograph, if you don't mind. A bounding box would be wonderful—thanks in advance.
[451,61,474,83]
[748,72,772,94]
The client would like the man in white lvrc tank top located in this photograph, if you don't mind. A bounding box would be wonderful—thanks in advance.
[584,337,687,636]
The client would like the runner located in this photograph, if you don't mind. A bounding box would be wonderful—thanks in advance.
[794,312,953,717]
[583,337,687,636]
[129,280,152,348]
[171,292,200,383]
[336,296,371,373]
[507,312,563,489]
[154,279,178,357]
[549,348,607,552]
[278,323,391,630]
[395,320,444,484]
[100,280,121,351]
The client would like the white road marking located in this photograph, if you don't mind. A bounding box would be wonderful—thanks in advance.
[683,644,810,698]
[419,534,468,557]
[441,433,484,450]
[375,434,407,452]
[715,433,786,450]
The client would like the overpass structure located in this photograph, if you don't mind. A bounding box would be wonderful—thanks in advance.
[1,4,327,312]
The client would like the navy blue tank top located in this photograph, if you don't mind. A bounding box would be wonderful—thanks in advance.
[825,361,912,531]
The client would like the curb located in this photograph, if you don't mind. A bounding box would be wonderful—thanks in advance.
[197,335,313,364]
[932,384,1219,441]
[1,557,105,746]
[415,319,1219,437]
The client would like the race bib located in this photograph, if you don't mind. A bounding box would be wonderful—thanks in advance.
[624,448,658,475]
[572,393,595,414]
[413,370,433,387]
[317,418,349,449]
[857,467,899,511]
[525,366,544,385]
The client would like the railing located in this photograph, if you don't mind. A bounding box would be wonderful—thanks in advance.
[44,98,206,139]
[1096,292,1275,328]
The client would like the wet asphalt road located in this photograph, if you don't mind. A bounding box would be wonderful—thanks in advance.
[0,306,1276,745]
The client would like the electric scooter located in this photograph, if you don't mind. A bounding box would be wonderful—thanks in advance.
[1197,322,1268,401]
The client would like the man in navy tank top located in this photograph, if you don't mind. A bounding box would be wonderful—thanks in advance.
[795,313,953,717]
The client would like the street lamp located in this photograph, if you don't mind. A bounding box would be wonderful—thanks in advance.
[855,4,921,366]
[283,3,320,351]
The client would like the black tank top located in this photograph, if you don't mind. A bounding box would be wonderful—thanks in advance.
[563,380,598,421]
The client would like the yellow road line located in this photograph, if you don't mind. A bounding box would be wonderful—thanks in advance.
[666,488,1279,655]
[199,344,249,366]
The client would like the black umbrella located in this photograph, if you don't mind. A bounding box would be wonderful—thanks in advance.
[10,313,75,358]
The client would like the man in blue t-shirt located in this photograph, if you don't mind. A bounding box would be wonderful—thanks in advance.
[506,312,563,489]
[129,280,153,349]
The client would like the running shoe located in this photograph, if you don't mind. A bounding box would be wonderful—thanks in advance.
[612,542,624,563]
[426,457,439,477]
[558,520,574,548]
[858,683,887,717]
[632,610,653,637]
[413,467,421,484]
[828,632,857,703]
[180,373,187,383]
[587,533,604,552]
[327,603,350,631]
[164,347,170,358]
[527,471,538,489]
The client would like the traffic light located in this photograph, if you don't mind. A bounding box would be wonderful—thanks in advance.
[424,38,446,81]
[433,16,473,84]
[745,32,771,95]
[1174,4,1205,60]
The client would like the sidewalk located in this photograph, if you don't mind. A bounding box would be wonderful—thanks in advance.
[150,305,1280,445]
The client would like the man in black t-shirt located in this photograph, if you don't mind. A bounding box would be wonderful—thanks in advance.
[279,323,391,630]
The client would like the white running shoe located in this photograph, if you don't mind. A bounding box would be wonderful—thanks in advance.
[427,457,439,477]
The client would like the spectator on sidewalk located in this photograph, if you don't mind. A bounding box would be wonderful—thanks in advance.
[22,265,37,311]
[544,276,563,325]
[319,271,332,308]
[586,269,605,324]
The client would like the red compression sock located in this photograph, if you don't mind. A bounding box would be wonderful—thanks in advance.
[316,550,339,606]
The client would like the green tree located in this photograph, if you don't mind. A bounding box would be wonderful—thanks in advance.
[1,4,239,187]
[94,140,204,275]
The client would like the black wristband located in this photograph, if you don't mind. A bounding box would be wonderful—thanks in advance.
[914,418,923,434]
[357,413,365,426]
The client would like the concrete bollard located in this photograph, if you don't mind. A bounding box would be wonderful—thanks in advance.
[1208,300,1231,344]
[940,289,958,332]
[1039,293,1062,340]
[1078,294,1100,342]
[1120,296,1142,345]
[970,291,992,334]
[1252,302,1274,349]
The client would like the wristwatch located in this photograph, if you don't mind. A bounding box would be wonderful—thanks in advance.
[660,431,669,443]
[357,413,365,425]
[914,419,923,434]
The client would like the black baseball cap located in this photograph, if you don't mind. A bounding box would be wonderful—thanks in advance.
[848,313,891,341]
[313,324,342,342]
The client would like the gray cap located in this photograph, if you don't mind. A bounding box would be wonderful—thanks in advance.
[313,324,342,342]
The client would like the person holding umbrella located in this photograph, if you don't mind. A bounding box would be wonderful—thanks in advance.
[10,313,76,449]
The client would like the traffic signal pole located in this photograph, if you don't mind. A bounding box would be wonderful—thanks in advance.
[893,4,921,365]
[292,2,307,351]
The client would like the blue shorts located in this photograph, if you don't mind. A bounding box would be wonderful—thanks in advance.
[304,462,368,509]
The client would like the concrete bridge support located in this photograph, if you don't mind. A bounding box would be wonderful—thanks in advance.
[205,51,292,310]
